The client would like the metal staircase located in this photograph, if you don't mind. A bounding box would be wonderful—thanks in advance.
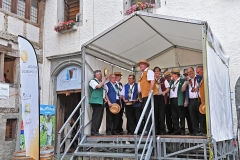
[57,91,156,160]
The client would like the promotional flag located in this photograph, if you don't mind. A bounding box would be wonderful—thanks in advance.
[18,36,39,159]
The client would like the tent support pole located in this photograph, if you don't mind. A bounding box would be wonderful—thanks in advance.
[81,47,86,136]
[137,15,175,46]
[202,24,213,159]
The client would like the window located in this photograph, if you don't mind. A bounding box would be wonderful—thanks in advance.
[1,0,39,23]
[5,119,17,141]
[4,55,16,84]
[64,0,79,22]
[2,0,11,11]
[30,0,38,23]
[17,0,25,18]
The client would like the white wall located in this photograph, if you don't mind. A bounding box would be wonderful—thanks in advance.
[156,0,240,134]
[42,0,125,104]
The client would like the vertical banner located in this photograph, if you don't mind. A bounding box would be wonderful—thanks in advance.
[18,36,39,159]
[40,105,55,158]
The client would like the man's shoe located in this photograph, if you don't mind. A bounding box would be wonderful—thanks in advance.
[127,132,133,135]
[181,132,185,135]
[143,131,148,136]
[171,131,180,135]
[166,131,173,135]
[91,132,103,136]
[106,132,111,135]
[119,131,124,135]
[112,131,119,135]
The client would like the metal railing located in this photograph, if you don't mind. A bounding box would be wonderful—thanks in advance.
[134,90,156,160]
[57,96,86,160]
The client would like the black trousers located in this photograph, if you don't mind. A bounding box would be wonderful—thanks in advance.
[106,101,120,133]
[143,97,152,132]
[170,98,185,134]
[154,95,166,133]
[185,106,193,133]
[165,98,173,133]
[91,104,104,134]
[188,99,200,133]
[125,105,143,134]
[116,100,124,133]
[200,114,206,134]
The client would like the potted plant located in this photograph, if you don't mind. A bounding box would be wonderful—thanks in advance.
[125,2,155,15]
[54,20,77,33]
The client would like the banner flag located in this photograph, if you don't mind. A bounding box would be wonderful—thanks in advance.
[18,36,39,159]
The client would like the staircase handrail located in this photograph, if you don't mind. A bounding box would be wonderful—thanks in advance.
[134,90,156,159]
[57,96,86,160]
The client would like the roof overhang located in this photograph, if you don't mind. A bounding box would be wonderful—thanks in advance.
[82,12,207,70]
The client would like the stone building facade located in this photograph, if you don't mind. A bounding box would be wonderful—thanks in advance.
[0,0,45,159]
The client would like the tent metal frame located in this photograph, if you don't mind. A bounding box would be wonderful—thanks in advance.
[75,12,239,160]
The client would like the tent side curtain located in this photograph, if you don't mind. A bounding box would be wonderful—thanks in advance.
[207,28,233,142]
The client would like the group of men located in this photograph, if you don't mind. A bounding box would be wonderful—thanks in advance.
[89,59,206,136]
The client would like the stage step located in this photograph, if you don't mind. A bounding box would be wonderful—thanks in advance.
[73,152,142,158]
[79,142,145,149]
[86,135,147,142]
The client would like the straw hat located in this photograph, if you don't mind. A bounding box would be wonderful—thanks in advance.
[137,59,150,67]
[114,72,122,76]
[163,70,171,77]
[103,68,109,76]
[199,103,206,114]
[109,103,121,114]
[171,68,180,74]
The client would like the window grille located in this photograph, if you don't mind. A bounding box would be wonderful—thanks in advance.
[17,0,25,18]
[2,0,11,11]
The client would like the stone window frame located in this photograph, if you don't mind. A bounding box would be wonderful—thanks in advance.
[0,0,40,24]
[5,118,17,141]
[57,0,83,26]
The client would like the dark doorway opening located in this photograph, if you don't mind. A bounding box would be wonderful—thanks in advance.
[55,92,81,152]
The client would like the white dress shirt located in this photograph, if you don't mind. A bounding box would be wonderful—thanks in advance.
[121,83,135,101]
[187,76,199,99]
[156,79,170,95]
[89,78,105,98]
[104,82,119,100]
[170,78,180,98]
[138,68,154,92]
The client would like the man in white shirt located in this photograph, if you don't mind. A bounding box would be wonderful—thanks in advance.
[138,59,156,136]
[105,74,121,135]
[182,67,201,135]
[121,74,142,135]
[169,68,186,135]
[114,72,124,135]
[153,67,170,135]
[89,70,108,136]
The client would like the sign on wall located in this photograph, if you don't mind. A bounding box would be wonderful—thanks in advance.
[56,66,81,91]
[0,82,9,99]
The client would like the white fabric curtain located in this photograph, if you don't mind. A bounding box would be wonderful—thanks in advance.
[207,27,233,142]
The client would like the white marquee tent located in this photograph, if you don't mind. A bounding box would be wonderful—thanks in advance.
[81,12,233,142]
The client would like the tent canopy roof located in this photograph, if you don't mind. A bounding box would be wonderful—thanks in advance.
[83,12,207,70]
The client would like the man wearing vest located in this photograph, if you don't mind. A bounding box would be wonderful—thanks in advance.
[169,68,186,135]
[163,70,174,134]
[105,74,121,135]
[182,67,201,135]
[121,74,142,135]
[89,70,109,136]
[182,69,194,135]
[114,72,124,135]
[138,59,157,136]
[153,67,170,135]
[196,66,206,136]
